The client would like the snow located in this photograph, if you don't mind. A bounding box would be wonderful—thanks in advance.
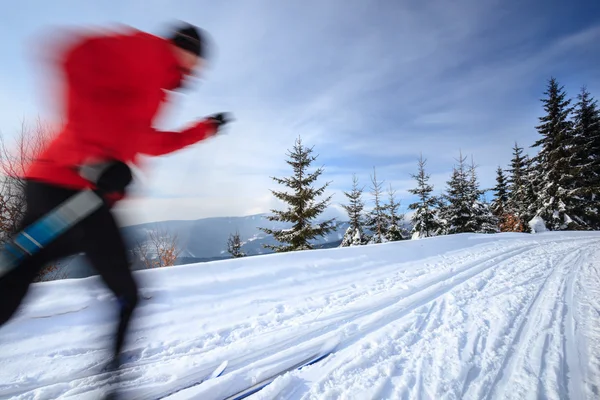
[529,215,548,233]
[246,234,260,243]
[1,232,599,399]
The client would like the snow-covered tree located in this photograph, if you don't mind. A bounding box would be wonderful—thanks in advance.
[522,155,539,231]
[384,184,405,241]
[469,159,498,234]
[506,142,529,231]
[491,166,510,231]
[227,230,245,258]
[260,136,336,252]
[340,174,367,246]
[477,198,500,234]
[530,77,580,230]
[571,86,600,229]
[408,154,441,239]
[439,152,476,234]
[365,167,388,244]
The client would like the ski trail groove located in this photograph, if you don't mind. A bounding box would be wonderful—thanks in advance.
[126,241,549,400]
[483,248,578,399]
[287,238,597,400]
[102,240,599,398]
[3,235,600,400]
[6,241,540,398]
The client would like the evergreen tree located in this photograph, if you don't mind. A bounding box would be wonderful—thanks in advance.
[531,77,580,230]
[365,167,387,244]
[478,197,500,233]
[491,166,508,214]
[384,184,405,241]
[408,154,441,238]
[571,86,600,228]
[227,230,245,258]
[491,166,510,231]
[469,158,498,233]
[506,142,529,231]
[259,136,336,252]
[439,152,475,234]
[522,154,539,231]
[340,174,367,246]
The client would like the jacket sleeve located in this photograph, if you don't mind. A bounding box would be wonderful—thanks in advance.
[139,119,218,156]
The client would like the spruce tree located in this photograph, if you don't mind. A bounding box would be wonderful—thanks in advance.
[571,86,600,228]
[340,174,366,246]
[491,166,510,231]
[384,184,405,241]
[478,197,500,233]
[365,167,387,244]
[408,154,441,238]
[469,158,498,233]
[506,142,529,231]
[439,152,474,234]
[260,136,336,252]
[522,154,538,231]
[227,230,245,258]
[531,77,580,230]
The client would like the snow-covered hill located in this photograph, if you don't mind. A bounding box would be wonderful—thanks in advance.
[1,232,599,399]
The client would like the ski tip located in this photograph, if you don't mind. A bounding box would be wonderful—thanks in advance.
[210,360,228,379]
[319,335,341,354]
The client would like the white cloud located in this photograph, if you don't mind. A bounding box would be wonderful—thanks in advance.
[115,5,600,223]
[1,0,599,224]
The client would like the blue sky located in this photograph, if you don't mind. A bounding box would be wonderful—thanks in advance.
[1,0,599,225]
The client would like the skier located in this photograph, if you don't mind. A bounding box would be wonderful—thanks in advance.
[0,21,231,388]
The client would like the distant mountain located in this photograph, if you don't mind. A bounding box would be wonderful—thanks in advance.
[120,214,350,258]
[60,215,350,279]
[58,214,414,279]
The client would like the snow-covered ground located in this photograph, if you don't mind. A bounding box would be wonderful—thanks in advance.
[1,232,599,399]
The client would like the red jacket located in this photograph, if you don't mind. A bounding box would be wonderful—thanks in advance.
[25,27,217,193]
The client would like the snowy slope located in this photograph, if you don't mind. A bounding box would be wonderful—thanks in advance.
[0,232,599,399]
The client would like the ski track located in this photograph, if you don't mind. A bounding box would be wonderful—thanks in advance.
[282,237,600,400]
[0,233,598,400]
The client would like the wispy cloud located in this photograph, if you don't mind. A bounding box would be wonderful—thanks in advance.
[2,0,599,224]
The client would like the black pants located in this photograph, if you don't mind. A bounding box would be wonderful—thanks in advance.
[0,179,138,361]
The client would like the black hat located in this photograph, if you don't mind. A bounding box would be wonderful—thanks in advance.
[168,22,205,58]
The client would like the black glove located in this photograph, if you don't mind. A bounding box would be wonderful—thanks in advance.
[79,160,132,195]
[207,112,233,130]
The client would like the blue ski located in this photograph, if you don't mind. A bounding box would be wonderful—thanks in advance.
[147,360,228,400]
[224,347,335,400]
[0,190,103,277]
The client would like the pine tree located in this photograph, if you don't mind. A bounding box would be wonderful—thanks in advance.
[571,86,600,229]
[469,158,498,233]
[522,154,539,232]
[439,152,474,234]
[479,197,500,233]
[408,154,441,238]
[506,142,529,231]
[259,136,336,252]
[531,77,580,230]
[227,230,245,258]
[340,174,366,246]
[365,167,387,244]
[491,166,510,231]
[384,184,405,241]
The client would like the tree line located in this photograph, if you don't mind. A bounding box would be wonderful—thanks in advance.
[228,77,599,255]
[0,77,597,265]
